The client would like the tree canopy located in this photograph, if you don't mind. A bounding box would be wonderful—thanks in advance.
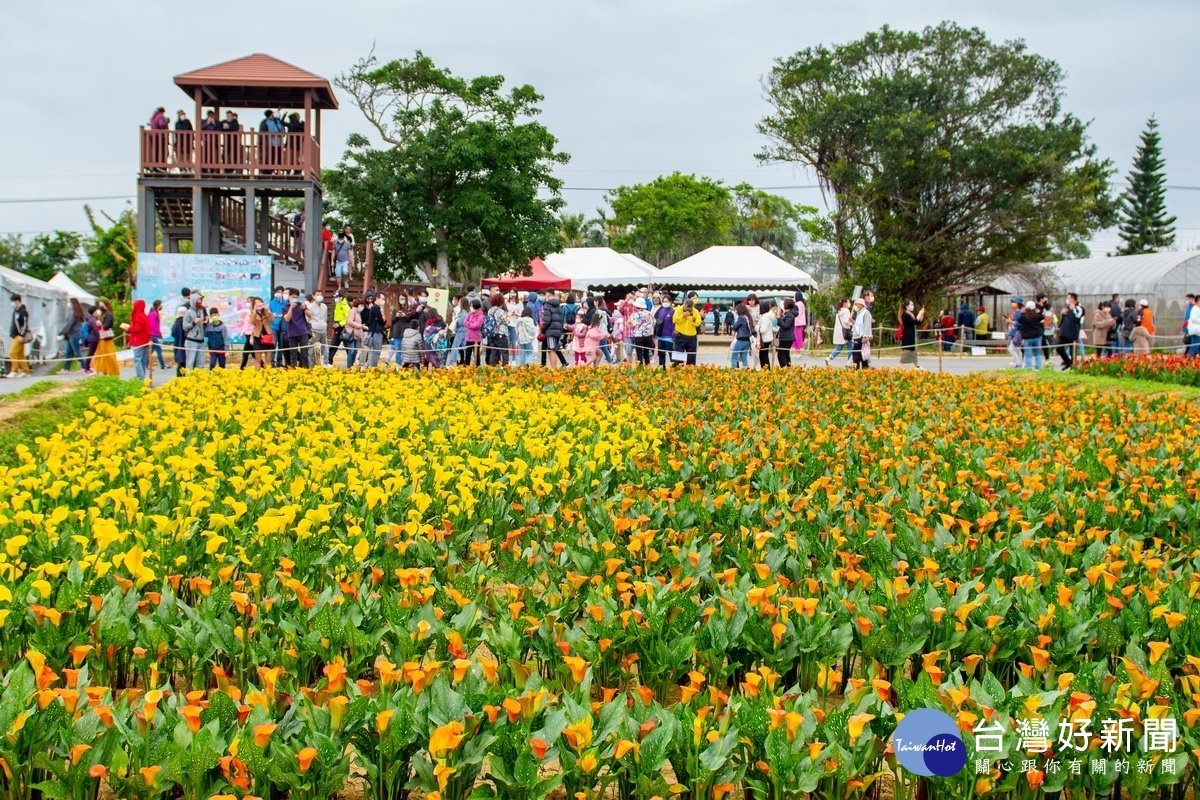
[328,50,569,287]
[1115,116,1176,255]
[0,231,81,283]
[601,174,827,268]
[759,22,1116,304]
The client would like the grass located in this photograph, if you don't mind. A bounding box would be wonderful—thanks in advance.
[1009,365,1200,402]
[0,377,144,467]
[0,380,63,405]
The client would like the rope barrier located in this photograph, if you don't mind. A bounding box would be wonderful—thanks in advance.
[6,324,1196,370]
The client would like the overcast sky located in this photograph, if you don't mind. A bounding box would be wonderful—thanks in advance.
[2,0,1198,257]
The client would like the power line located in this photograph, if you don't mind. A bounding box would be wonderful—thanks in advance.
[0,194,133,205]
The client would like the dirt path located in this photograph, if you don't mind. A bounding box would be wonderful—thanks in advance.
[0,382,75,424]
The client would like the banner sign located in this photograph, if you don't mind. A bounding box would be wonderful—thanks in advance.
[135,253,273,343]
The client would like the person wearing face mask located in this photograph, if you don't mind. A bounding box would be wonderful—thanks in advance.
[268,286,288,367]
[898,300,926,369]
[182,296,209,372]
[360,292,386,368]
[308,292,328,366]
[6,294,31,378]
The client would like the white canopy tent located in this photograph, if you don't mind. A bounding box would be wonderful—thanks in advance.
[0,267,71,363]
[655,246,816,289]
[49,271,98,304]
[542,248,660,291]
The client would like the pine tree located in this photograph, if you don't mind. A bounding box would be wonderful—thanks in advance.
[1116,116,1177,254]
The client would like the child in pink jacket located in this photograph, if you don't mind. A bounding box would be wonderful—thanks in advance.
[572,314,589,365]
[585,317,608,366]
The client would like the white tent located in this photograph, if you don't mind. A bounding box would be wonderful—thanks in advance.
[655,246,816,289]
[49,271,98,304]
[0,267,70,363]
[542,247,660,291]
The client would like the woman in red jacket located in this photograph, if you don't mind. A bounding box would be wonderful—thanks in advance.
[122,299,152,379]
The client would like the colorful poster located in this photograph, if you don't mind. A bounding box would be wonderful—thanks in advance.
[135,253,274,343]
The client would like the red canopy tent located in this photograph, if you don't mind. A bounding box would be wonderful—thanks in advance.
[482,258,571,291]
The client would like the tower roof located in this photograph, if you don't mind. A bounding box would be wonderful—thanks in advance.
[174,53,338,110]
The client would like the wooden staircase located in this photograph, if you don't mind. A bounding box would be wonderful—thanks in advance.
[152,192,304,268]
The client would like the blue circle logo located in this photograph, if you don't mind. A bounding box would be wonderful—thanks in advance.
[892,709,967,777]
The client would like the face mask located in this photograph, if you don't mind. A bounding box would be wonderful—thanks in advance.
[275,293,283,300]
[315,295,323,303]
[907,304,914,311]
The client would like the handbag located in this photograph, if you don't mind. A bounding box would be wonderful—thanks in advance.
[98,329,115,341]
[260,333,275,346]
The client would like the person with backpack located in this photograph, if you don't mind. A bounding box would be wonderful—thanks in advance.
[6,294,30,378]
[1056,293,1085,370]
[515,307,537,367]
[421,309,449,368]
[539,295,568,367]
[484,293,510,366]
[1120,299,1138,355]
[359,292,386,368]
[755,300,778,369]
[730,304,754,368]
[170,306,186,376]
[182,295,208,372]
[776,298,797,367]
[268,287,288,367]
[205,307,229,369]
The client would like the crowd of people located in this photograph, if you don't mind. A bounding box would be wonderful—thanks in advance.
[148,106,306,168]
[1,294,123,379]
[998,292,1184,370]
[147,285,818,374]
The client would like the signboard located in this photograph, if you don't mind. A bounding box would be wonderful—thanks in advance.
[426,287,450,321]
[135,253,273,343]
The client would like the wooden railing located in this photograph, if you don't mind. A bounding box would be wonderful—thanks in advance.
[141,129,320,182]
[217,195,304,266]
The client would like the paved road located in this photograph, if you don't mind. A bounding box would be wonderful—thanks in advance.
[0,345,1015,395]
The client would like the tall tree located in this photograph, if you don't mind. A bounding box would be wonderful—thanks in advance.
[1115,116,1176,255]
[0,231,82,283]
[72,205,137,302]
[759,22,1115,304]
[730,184,826,260]
[607,173,734,267]
[558,213,590,248]
[329,51,569,287]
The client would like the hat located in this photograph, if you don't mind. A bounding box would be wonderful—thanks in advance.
[1025,300,1037,310]
[176,306,187,317]
[1139,299,1149,306]
[853,298,866,307]
[978,305,985,312]
[1012,296,1024,305]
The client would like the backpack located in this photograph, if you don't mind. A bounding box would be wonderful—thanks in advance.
[482,309,499,339]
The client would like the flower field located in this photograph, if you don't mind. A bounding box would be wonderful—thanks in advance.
[1,367,1199,800]
[1077,354,1200,387]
